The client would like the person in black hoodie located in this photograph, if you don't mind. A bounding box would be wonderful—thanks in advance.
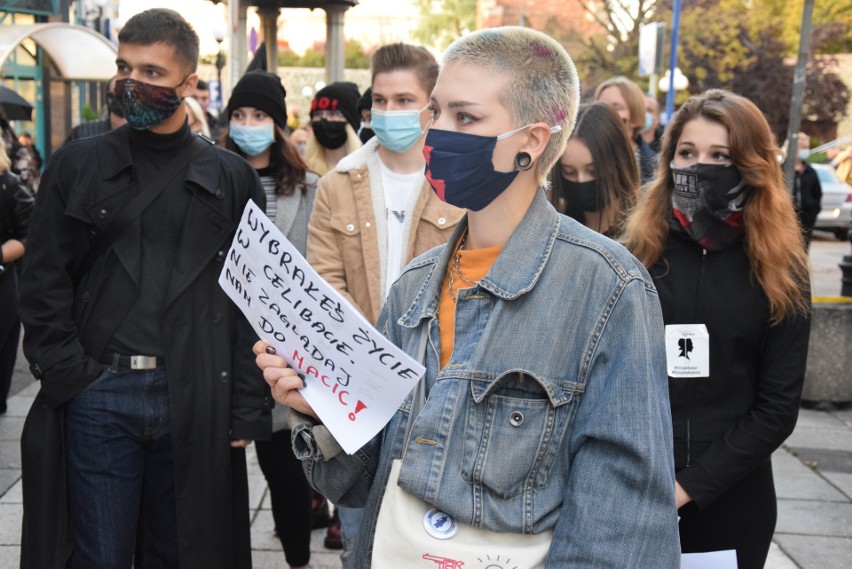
[787,132,822,249]
[624,89,811,569]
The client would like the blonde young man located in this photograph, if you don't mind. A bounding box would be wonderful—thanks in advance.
[308,44,463,323]
[306,43,463,563]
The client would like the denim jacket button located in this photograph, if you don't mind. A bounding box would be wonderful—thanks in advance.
[509,411,524,427]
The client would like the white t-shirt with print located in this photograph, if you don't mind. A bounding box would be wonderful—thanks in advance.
[379,159,422,299]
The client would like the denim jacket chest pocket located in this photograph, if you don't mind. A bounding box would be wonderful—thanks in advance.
[462,370,580,499]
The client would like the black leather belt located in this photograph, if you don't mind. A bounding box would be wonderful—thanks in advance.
[102,352,162,371]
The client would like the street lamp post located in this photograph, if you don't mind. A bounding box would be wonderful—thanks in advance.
[664,0,683,124]
[212,26,226,114]
[658,68,689,94]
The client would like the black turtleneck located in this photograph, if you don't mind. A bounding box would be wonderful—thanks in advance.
[107,121,194,357]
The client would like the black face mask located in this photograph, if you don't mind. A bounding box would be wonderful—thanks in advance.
[359,127,375,145]
[670,162,749,250]
[560,174,606,212]
[312,120,348,150]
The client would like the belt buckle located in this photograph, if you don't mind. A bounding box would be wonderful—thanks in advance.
[130,355,157,370]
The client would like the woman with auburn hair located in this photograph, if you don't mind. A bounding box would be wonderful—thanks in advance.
[549,102,639,237]
[595,75,658,183]
[623,88,810,569]
[256,26,679,568]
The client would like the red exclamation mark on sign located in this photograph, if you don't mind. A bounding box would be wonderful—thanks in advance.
[348,400,367,421]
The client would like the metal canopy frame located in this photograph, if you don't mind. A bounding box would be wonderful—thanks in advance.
[0,23,117,81]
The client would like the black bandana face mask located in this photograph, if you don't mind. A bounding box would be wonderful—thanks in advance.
[670,162,749,250]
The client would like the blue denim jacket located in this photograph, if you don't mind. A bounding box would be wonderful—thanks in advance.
[292,189,680,567]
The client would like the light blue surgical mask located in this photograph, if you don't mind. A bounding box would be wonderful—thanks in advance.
[641,111,654,134]
[229,122,275,157]
[370,107,426,153]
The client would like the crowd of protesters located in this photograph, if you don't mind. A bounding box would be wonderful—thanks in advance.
[1,6,834,569]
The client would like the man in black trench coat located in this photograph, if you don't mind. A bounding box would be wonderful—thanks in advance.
[17,9,270,568]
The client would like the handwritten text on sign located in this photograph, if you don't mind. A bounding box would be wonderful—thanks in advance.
[219,200,424,454]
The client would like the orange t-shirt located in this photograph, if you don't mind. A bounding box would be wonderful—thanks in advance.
[438,241,503,368]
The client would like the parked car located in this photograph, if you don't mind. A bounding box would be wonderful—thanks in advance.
[812,163,852,240]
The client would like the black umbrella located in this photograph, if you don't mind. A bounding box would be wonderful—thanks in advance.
[245,41,267,73]
[0,86,33,121]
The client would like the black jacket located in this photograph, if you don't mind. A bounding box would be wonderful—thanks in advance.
[0,170,32,263]
[64,117,112,143]
[650,231,810,509]
[18,125,271,568]
[794,162,822,230]
[637,135,659,185]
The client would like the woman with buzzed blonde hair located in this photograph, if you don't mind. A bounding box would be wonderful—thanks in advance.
[256,26,680,567]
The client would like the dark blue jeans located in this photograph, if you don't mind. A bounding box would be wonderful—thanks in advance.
[65,366,178,569]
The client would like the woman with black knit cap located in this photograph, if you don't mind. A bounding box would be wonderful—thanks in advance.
[224,70,319,569]
[305,81,362,175]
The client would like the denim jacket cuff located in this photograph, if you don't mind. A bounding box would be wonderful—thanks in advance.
[289,410,344,461]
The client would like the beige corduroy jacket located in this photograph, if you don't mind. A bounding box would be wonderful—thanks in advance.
[307,137,464,324]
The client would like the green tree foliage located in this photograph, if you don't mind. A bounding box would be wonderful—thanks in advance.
[345,40,371,69]
[278,49,302,67]
[278,41,369,69]
[561,0,849,140]
[673,0,850,141]
[301,44,326,68]
[413,0,477,51]
[758,0,852,54]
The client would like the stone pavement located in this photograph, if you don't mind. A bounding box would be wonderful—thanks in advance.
[1,234,850,568]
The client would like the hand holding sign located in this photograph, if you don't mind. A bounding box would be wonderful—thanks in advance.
[219,200,424,454]
[254,341,318,420]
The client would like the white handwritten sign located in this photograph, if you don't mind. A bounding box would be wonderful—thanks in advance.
[219,200,424,454]
[681,550,738,569]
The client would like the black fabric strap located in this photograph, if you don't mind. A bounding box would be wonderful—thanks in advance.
[72,135,212,284]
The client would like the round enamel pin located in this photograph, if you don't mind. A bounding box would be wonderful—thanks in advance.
[423,507,459,539]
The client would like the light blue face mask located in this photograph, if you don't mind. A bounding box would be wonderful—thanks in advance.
[229,122,275,157]
[641,111,654,134]
[370,107,426,153]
